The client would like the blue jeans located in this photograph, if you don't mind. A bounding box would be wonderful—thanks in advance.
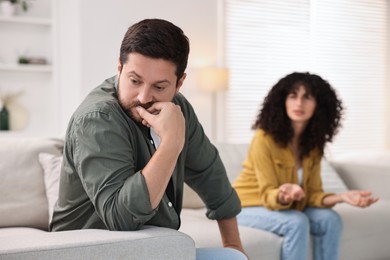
[196,248,247,260]
[237,207,342,260]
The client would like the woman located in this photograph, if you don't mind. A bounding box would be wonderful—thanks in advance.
[233,72,378,260]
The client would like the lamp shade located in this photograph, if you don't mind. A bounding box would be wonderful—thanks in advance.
[198,67,229,92]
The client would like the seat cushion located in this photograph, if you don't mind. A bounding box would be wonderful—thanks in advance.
[180,208,282,260]
[334,200,390,260]
[0,137,63,230]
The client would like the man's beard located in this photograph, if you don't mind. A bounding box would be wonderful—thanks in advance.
[117,87,154,124]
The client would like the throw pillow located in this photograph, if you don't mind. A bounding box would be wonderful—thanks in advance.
[38,153,62,222]
[0,137,63,230]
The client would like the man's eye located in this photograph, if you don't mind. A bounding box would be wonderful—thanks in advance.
[131,79,141,85]
[155,86,165,91]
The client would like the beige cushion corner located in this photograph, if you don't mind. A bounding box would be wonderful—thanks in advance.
[38,153,62,223]
[0,137,63,230]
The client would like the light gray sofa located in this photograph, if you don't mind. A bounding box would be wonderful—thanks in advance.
[0,137,194,260]
[180,143,390,260]
[0,137,389,260]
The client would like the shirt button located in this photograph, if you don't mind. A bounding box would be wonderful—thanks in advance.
[150,140,154,144]
[168,202,173,207]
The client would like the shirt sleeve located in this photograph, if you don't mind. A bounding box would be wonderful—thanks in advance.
[178,95,241,220]
[71,108,157,231]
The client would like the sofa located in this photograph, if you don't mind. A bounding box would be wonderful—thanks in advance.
[180,144,390,260]
[0,136,389,260]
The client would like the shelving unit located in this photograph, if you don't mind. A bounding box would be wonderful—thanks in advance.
[0,15,51,26]
[0,14,53,70]
[0,0,58,136]
[0,63,52,72]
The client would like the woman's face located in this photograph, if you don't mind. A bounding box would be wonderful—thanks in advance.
[285,85,317,125]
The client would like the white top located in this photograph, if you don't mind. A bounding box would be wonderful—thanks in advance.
[150,127,161,149]
[297,168,303,186]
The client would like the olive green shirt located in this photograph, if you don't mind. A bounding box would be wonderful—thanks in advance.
[50,76,240,231]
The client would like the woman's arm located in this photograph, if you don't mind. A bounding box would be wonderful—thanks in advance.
[322,190,379,207]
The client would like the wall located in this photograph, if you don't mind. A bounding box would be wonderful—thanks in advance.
[0,0,58,136]
[57,0,220,138]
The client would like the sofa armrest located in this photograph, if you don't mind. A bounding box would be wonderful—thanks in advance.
[0,226,195,260]
[331,161,390,200]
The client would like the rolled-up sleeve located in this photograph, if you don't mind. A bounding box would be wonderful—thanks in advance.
[180,96,241,220]
[185,143,241,220]
[205,188,241,220]
[72,109,157,230]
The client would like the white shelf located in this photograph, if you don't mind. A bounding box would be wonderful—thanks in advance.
[0,15,51,26]
[0,63,52,72]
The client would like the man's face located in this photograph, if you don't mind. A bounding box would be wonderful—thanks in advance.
[117,53,185,123]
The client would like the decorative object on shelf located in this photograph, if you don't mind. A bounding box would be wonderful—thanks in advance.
[0,103,9,130]
[18,55,47,65]
[18,55,29,64]
[0,0,35,16]
[0,89,25,131]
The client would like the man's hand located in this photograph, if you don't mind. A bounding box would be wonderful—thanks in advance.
[136,102,185,153]
[136,102,185,209]
[278,183,305,205]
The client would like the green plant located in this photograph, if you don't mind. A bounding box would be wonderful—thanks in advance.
[7,0,34,12]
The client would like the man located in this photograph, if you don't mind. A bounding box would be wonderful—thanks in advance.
[50,19,247,259]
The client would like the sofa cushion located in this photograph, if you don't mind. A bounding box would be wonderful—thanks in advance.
[180,208,282,259]
[334,200,390,260]
[320,159,348,194]
[0,137,63,230]
[38,153,62,222]
[330,150,390,199]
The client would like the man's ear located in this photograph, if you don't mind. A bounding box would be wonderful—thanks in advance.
[117,59,122,76]
[176,73,187,93]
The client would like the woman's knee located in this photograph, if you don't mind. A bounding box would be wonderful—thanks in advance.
[326,209,343,231]
[287,211,310,233]
[308,208,343,235]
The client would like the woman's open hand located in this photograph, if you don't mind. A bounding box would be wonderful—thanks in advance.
[341,190,379,208]
[278,183,305,205]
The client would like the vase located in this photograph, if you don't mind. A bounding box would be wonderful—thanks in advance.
[0,1,16,17]
[0,105,10,131]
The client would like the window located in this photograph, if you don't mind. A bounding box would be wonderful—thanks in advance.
[224,0,389,157]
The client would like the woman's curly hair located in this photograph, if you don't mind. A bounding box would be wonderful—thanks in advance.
[252,72,344,158]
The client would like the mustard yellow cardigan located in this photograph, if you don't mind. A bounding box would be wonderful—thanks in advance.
[233,129,334,211]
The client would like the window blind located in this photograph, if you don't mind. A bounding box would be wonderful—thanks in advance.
[224,0,388,157]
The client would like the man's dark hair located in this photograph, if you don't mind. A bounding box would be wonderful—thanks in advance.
[253,72,344,158]
[119,19,190,83]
